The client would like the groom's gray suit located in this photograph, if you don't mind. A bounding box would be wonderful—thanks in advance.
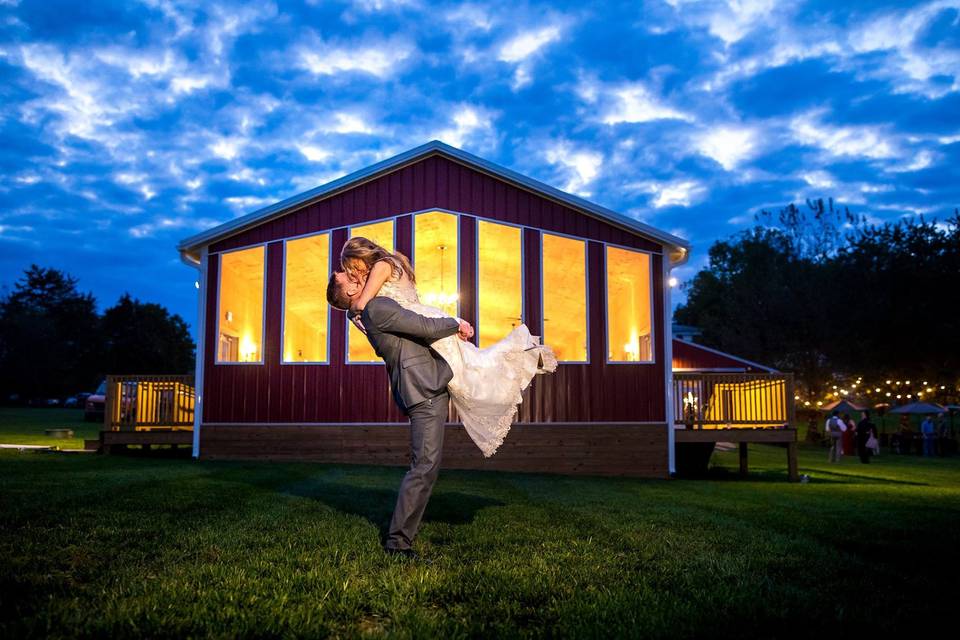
[355,296,461,551]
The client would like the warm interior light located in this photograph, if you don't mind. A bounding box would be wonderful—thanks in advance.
[217,246,264,363]
[606,245,652,361]
[414,211,459,317]
[543,233,587,361]
[283,233,330,362]
[477,220,522,349]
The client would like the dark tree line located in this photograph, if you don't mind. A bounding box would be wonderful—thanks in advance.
[0,265,195,401]
[674,201,960,396]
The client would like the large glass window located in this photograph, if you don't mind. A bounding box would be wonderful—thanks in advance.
[477,220,523,349]
[542,233,587,362]
[283,233,330,363]
[414,211,459,317]
[606,245,653,362]
[348,219,396,362]
[216,245,265,363]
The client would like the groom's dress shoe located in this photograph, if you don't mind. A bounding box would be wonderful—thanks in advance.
[384,547,419,560]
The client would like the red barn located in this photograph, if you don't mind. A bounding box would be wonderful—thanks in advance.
[178,141,693,477]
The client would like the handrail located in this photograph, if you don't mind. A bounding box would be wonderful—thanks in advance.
[104,375,195,432]
[673,372,795,429]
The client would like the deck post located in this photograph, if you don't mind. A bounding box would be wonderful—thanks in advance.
[787,442,799,482]
[739,443,748,476]
[663,256,676,475]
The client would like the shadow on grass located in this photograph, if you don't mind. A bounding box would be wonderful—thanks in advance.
[281,479,505,540]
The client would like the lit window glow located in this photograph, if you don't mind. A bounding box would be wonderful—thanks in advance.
[542,233,587,362]
[606,245,653,362]
[477,220,523,348]
[414,211,459,317]
[217,245,265,363]
[283,233,330,362]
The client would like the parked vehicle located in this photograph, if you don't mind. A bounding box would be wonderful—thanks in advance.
[63,397,79,408]
[84,380,107,422]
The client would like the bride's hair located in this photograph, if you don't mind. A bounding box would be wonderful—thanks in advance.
[341,236,417,284]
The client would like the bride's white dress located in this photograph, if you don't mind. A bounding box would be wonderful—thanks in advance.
[377,269,558,457]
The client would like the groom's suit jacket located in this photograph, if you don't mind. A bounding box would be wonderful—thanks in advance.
[356,297,461,413]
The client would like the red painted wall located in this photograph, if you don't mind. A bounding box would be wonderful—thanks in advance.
[202,155,667,424]
[672,339,772,372]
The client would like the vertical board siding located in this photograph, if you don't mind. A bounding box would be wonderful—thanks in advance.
[203,155,667,424]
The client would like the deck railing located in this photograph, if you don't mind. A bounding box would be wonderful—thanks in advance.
[104,375,195,431]
[673,372,795,429]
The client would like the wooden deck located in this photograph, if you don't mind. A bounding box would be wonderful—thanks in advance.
[674,427,799,481]
[199,423,670,478]
[99,429,193,454]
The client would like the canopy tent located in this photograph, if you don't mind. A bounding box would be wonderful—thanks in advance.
[819,399,866,413]
[889,402,946,415]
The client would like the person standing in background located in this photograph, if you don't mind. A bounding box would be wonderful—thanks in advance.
[856,410,877,463]
[826,410,845,463]
[921,415,936,457]
[842,413,856,456]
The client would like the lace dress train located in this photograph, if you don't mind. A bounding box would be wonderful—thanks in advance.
[379,275,558,457]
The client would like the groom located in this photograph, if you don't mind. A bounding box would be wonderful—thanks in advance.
[326,270,473,559]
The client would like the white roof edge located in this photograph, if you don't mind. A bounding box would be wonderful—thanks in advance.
[177,140,691,256]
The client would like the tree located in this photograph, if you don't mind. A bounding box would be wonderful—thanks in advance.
[101,293,195,376]
[0,265,101,399]
[675,203,960,393]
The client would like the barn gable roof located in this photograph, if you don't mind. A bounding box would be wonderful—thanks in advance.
[177,140,690,264]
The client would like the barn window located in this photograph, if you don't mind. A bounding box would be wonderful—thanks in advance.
[282,232,330,363]
[542,233,588,362]
[413,211,459,317]
[216,245,265,363]
[347,218,396,362]
[605,245,654,363]
[477,219,523,348]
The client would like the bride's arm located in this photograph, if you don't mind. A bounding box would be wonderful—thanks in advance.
[349,260,393,314]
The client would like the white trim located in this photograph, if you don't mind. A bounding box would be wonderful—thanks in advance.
[192,246,208,458]
[345,218,398,364]
[663,255,676,476]
[411,209,461,319]
[540,230,590,364]
[214,243,268,365]
[475,218,525,348]
[280,231,332,365]
[672,367,746,373]
[603,243,657,365]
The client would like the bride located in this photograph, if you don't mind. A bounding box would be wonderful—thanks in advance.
[340,236,557,457]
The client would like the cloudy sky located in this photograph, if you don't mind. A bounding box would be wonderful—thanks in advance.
[1,0,958,337]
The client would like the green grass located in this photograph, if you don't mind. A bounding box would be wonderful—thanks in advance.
[0,408,99,448]
[1,409,959,638]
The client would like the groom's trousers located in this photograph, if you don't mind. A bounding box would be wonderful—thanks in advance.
[384,390,449,551]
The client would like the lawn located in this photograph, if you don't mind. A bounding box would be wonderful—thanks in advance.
[0,407,99,449]
[2,410,959,638]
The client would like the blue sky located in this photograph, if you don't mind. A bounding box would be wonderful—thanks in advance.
[1,0,959,339]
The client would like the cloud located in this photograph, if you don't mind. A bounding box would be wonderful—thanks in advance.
[600,82,693,125]
[544,142,603,197]
[695,126,759,170]
[790,112,897,159]
[296,33,414,78]
[497,23,565,89]
[432,105,497,150]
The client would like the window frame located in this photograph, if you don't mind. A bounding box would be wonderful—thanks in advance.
[345,216,398,365]
[540,230,590,364]
[412,209,461,319]
[280,230,332,365]
[214,242,268,366]
[602,241,658,365]
[474,216,525,349]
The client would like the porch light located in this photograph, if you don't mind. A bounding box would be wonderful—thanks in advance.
[668,276,678,287]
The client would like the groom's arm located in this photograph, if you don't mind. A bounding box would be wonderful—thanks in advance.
[361,297,460,342]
